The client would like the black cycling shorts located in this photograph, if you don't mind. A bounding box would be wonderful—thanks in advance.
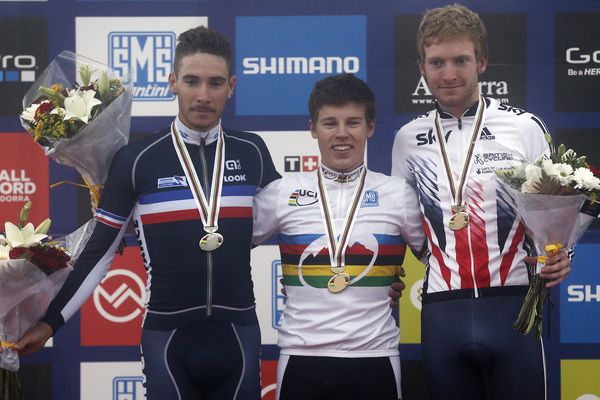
[141,319,261,400]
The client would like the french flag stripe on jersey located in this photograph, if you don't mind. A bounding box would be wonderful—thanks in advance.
[95,208,127,228]
[137,187,253,225]
[139,185,256,205]
[141,206,252,225]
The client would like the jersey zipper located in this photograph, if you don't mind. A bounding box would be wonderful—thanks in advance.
[199,139,214,317]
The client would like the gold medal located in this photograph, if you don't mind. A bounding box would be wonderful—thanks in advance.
[199,232,223,251]
[449,205,469,231]
[327,272,350,293]
[449,211,469,231]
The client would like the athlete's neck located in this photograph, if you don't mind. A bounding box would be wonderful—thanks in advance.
[175,116,221,145]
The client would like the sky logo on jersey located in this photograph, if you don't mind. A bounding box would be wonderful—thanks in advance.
[561,243,600,343]
[157,175,187,188]
[361,190,379,207]
[235,16,366,115]
[109,31,175,101]
[288,189,318,207]
[271,260,285,329]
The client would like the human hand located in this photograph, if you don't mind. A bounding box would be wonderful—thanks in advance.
[280,278,287,297]
[12,322,53,357]
[388,267,407,307]
[525,250,571,288]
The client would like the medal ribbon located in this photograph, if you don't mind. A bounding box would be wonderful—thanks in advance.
[433,95,486,208]
[316,166,367,275]
[170,121,225,233]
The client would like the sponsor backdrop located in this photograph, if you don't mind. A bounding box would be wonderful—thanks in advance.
[0,1,599,399]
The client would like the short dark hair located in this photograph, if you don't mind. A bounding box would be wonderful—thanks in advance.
[308,74,375,124]
[174,26,232,73]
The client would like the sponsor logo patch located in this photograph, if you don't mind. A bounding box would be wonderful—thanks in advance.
[288,189,318,207]
[157,175,187,188]
[361,190,379,207]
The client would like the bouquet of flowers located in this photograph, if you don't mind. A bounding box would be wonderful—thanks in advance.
[20,50,133,207]
[0,202,77,399]
[496,135,600,337]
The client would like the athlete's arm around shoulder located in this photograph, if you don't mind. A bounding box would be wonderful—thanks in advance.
[252,177,283,246]
[391,112,431,180]
[387,174,426,256]
[225,128,281,190]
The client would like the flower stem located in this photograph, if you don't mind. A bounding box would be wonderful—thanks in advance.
[0,368,21,400]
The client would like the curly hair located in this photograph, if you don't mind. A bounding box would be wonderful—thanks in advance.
[416,3,488,62]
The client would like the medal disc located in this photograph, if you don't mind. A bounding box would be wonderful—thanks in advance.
[199,232,224,251]
[449,211,469,231]
[327,273,350,293]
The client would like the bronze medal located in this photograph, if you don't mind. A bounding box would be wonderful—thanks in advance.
[327,272,350,293]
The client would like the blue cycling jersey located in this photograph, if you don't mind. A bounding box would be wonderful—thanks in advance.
[43,122,280,332]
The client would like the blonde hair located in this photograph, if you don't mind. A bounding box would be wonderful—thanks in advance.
[416,3,488,62]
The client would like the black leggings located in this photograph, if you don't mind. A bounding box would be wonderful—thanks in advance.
[141,320,261,400]
[421,293,546,400]
[277,354,401,400]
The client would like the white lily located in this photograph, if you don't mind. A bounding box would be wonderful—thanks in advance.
[4,222,48,248]
[0,243,9,260]
[60,89,102,124]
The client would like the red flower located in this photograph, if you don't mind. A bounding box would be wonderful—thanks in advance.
[9,247,28,259]
[588,164,600,177]
[35,101,54,120]
[9,245,70,276]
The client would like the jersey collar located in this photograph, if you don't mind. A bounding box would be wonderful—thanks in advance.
[175,116,221,146]
[320,164,365,183]
[436,96,490,120]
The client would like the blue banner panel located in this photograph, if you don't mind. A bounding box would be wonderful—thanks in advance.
[561,243,600,343]
[235,15,366,116]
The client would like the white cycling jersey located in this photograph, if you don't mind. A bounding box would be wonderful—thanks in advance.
[392,97,550,296]
[253,165,424,357]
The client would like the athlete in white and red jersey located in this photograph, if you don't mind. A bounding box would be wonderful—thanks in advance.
[255,74,424,400]
[390,5,571,400]
[393,95,549,295]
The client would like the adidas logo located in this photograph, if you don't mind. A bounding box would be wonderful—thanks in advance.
[479,127,495,140]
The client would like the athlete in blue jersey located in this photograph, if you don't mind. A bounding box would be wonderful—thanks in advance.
[390,5,571,399]
[16,26,279,400]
